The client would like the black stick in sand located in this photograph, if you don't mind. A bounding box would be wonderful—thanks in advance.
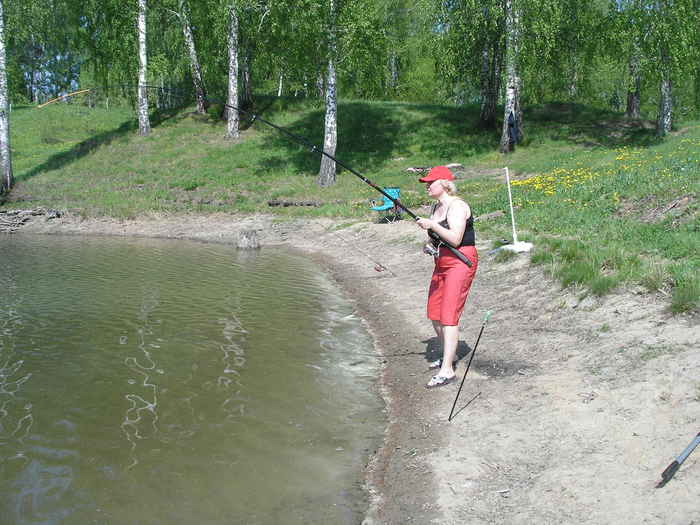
[448,311,492,422]
[656,432,700,488]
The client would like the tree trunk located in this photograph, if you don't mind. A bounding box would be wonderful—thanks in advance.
[179,0,207,114]
[316,70,324,98]
[568,66,578,99]
[500,0,522,153]
[479,39,502,129]
[317,0,338,187]
[225,2,239,140]
[241,51,252,107]
[277,71,283,97]
[656,60,672,137]
[0,0,13,194]
[137,0,151,136]
[388,51,399,94]
[625,45,641,118]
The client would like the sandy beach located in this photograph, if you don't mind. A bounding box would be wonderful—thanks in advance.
[15,211,700,524]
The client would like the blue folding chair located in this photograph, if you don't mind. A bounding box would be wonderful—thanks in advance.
[370,187,402,223]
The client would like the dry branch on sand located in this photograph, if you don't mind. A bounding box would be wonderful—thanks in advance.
[0,208,62,233]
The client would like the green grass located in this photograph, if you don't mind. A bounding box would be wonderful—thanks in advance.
[3,96,699,312]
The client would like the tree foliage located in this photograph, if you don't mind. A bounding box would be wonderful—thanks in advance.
[1,0,698,129]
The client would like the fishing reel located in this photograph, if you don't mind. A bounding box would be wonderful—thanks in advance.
[423,243,439,257]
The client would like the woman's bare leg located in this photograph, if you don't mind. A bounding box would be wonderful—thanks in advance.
[437,324,458,378]
[432,320,443,339]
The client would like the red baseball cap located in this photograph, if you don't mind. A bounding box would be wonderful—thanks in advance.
[419,165,454,182]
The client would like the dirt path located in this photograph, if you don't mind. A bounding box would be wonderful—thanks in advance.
[18,212,700,524]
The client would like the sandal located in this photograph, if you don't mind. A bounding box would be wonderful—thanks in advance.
[426,374,456,389]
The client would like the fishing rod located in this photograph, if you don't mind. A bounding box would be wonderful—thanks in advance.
[448,310,492,421]
[224,102,473,268]
[656,431,700,487]
[35,84,191,109]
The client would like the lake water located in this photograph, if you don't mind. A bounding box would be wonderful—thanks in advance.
[0,235,385,524]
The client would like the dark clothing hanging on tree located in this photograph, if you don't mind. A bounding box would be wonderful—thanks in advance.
[508,111,518,145]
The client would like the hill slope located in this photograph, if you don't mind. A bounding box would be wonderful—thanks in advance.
[3,98,699,311]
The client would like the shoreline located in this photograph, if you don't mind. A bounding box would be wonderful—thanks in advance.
[14,211,700,524]
[16,211,445,523]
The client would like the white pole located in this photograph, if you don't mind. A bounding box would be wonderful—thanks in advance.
[505,167,518,244]
[500,167,532,253]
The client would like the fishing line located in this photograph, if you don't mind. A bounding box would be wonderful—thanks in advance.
[223,102,474,268]
[330,230,395,276]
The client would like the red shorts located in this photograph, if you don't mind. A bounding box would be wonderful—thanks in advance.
[427,245,478,326]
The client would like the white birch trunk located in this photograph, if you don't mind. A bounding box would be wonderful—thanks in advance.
[500,0,521,153]
[226,2,239,140]
[568,66,578,99]
[179,0,207,114]
[277,71,283,97]
[388,52,398,93]
[317,0,338,187]
[241,53,252,106]
[0,0,12,193]
[137,0,151,136]
[656,71,672,136]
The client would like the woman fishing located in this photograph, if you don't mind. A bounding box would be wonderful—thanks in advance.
[416,166,478,388]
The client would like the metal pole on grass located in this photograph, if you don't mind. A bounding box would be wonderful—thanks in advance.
[505,167,519,244]
[502,167,532,253]
[448,311,492,421]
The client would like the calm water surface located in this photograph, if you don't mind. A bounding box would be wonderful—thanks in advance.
[0,235,385,524]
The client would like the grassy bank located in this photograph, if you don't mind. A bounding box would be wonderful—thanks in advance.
[4,96,699,312]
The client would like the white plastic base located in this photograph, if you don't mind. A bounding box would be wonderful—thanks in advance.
[500,241,533,253]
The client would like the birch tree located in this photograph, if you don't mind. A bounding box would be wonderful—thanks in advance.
[137,0,150,135]
[0,0,12,194]
[478,3,504,129]
[226,1,239,139]
[612,0,698,136]
[433,0,505,127]
[317,0,338,187]
[644,0,697,137]
[500,0,522,153]
[173,0,208,114]
[656,45,672,135]
[626,45,642,118]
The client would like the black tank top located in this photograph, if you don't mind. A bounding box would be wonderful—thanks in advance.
[431,201,475,247]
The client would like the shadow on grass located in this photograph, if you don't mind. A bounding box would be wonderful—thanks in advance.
[249,97,498,177]
[16,105,185,184]
[245,98,661,178]
[526,102,662,148]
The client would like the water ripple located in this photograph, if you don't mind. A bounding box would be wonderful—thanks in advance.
[0,276,34,451]
[121,289,162,470]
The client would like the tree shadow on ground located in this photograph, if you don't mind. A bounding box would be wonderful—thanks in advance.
[526,102,661,148]
[250,97,499,177]
[17,105,185,184]
[247,98,661,179]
